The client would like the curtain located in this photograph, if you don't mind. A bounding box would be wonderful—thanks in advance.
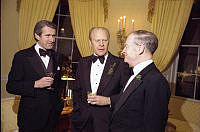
[151,0,194,72]
[68,0,105,57]
[18,0,59,50]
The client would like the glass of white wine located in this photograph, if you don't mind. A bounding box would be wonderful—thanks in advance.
[46,72,55,90]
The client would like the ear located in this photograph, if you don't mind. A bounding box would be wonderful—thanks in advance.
[35,33,40,41]
[89,40,92,46]
[138,44,145,55]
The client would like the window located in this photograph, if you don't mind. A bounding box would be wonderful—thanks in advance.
[52,0,82,76]
[175,1,200,100]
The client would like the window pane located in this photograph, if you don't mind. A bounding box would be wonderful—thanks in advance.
[52,15,58,28]
[58,16,73,38]
[60,0,70,15]
[178,47,198,74]
[195,76,200,100]
[181,19,200,44]
[176,73,195,98]
[57,39,72,57]
[72,63,78,77]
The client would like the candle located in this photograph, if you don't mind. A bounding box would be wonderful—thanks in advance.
[118,19,120,31]
[69,89,72,99]
[123,16,126,30]
[132,19,134,32]
[120,16,123,31]
[67,89,69,97]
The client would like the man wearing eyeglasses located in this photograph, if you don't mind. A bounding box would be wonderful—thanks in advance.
[71,27,130,132]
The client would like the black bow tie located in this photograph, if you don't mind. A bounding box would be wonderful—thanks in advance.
[130,68,134,76]
[92,55,105,64]
[39,48,52,57]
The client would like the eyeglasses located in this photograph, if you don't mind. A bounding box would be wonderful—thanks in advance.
[93,39,108,44]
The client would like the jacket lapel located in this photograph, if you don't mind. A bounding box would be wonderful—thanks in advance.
[112,63,157,118]
[97,53,119,95]
[84,56,93,93]
[112,78,142,117]
[26,45,47,78]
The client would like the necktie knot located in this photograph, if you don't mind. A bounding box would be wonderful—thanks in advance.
[92,55,105,64]
[39,48,52,57]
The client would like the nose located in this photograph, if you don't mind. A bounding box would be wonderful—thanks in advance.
[122,47,126,55]
[49,36,55,42]
[99,40,104,46]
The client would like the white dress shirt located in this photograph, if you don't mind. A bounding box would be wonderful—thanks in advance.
[90,53,108,94]
[35,43,50,69]
[123,60,153,92]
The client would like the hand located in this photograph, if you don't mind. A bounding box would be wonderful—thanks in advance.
[34,77,54,88]
[87,95,111,106]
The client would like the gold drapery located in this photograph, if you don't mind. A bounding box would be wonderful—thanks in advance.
[18,0,59,50]
[151,0,194,72]
[68,0,105,57]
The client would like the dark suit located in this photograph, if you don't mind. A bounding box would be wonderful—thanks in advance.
[110,63,171,132]
[6,45,64,132]
[71,52,130,132]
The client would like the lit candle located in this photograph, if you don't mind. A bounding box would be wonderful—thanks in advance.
[123,16,126,30]
[120,16,123,31]
[67,89,70,97]
[69,89,72,99]
[132,19,134,32]
[118,19,120,31]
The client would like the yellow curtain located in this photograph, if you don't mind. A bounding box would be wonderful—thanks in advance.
[18,0,59,50]
[151,0,193,72]
[68,0,105,57]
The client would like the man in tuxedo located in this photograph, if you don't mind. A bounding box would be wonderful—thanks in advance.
[6,20,64,132]
[110,30,171,132]
[71,27,130,132]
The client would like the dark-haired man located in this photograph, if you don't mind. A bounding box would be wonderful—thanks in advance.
[6,20,63,132]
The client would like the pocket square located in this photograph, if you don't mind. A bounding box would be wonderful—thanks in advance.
[57,66,60,70]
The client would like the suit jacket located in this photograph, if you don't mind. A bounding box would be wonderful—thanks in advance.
[6,45,64,130]
[110,63,171,132]
[71,52,130,132]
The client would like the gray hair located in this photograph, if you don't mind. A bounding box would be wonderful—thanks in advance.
[131,30,158,54]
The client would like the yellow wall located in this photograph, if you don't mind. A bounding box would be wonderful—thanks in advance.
[105,0,151,56]
[1,0,19,98]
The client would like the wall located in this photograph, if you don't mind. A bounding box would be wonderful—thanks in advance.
[104,0,151,56]
[1,0,19,98]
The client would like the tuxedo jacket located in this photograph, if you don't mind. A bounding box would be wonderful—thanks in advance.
[110,63,171,132]
[71,52,130,132]
[6,45,64,130]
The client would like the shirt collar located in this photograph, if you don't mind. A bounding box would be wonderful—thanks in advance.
[133,59,153,76]
[93,52,109,64]
[35,43,46,56]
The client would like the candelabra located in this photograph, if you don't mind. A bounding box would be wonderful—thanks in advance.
[117,16,134,58]
[117,29,127,58]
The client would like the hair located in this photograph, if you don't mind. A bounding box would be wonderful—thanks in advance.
[33,20,57,41]
[89,27,110,41]
[131,30,158,54]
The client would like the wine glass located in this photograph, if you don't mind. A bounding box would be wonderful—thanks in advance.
[87,91,96,103]
[46,72,55,90]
